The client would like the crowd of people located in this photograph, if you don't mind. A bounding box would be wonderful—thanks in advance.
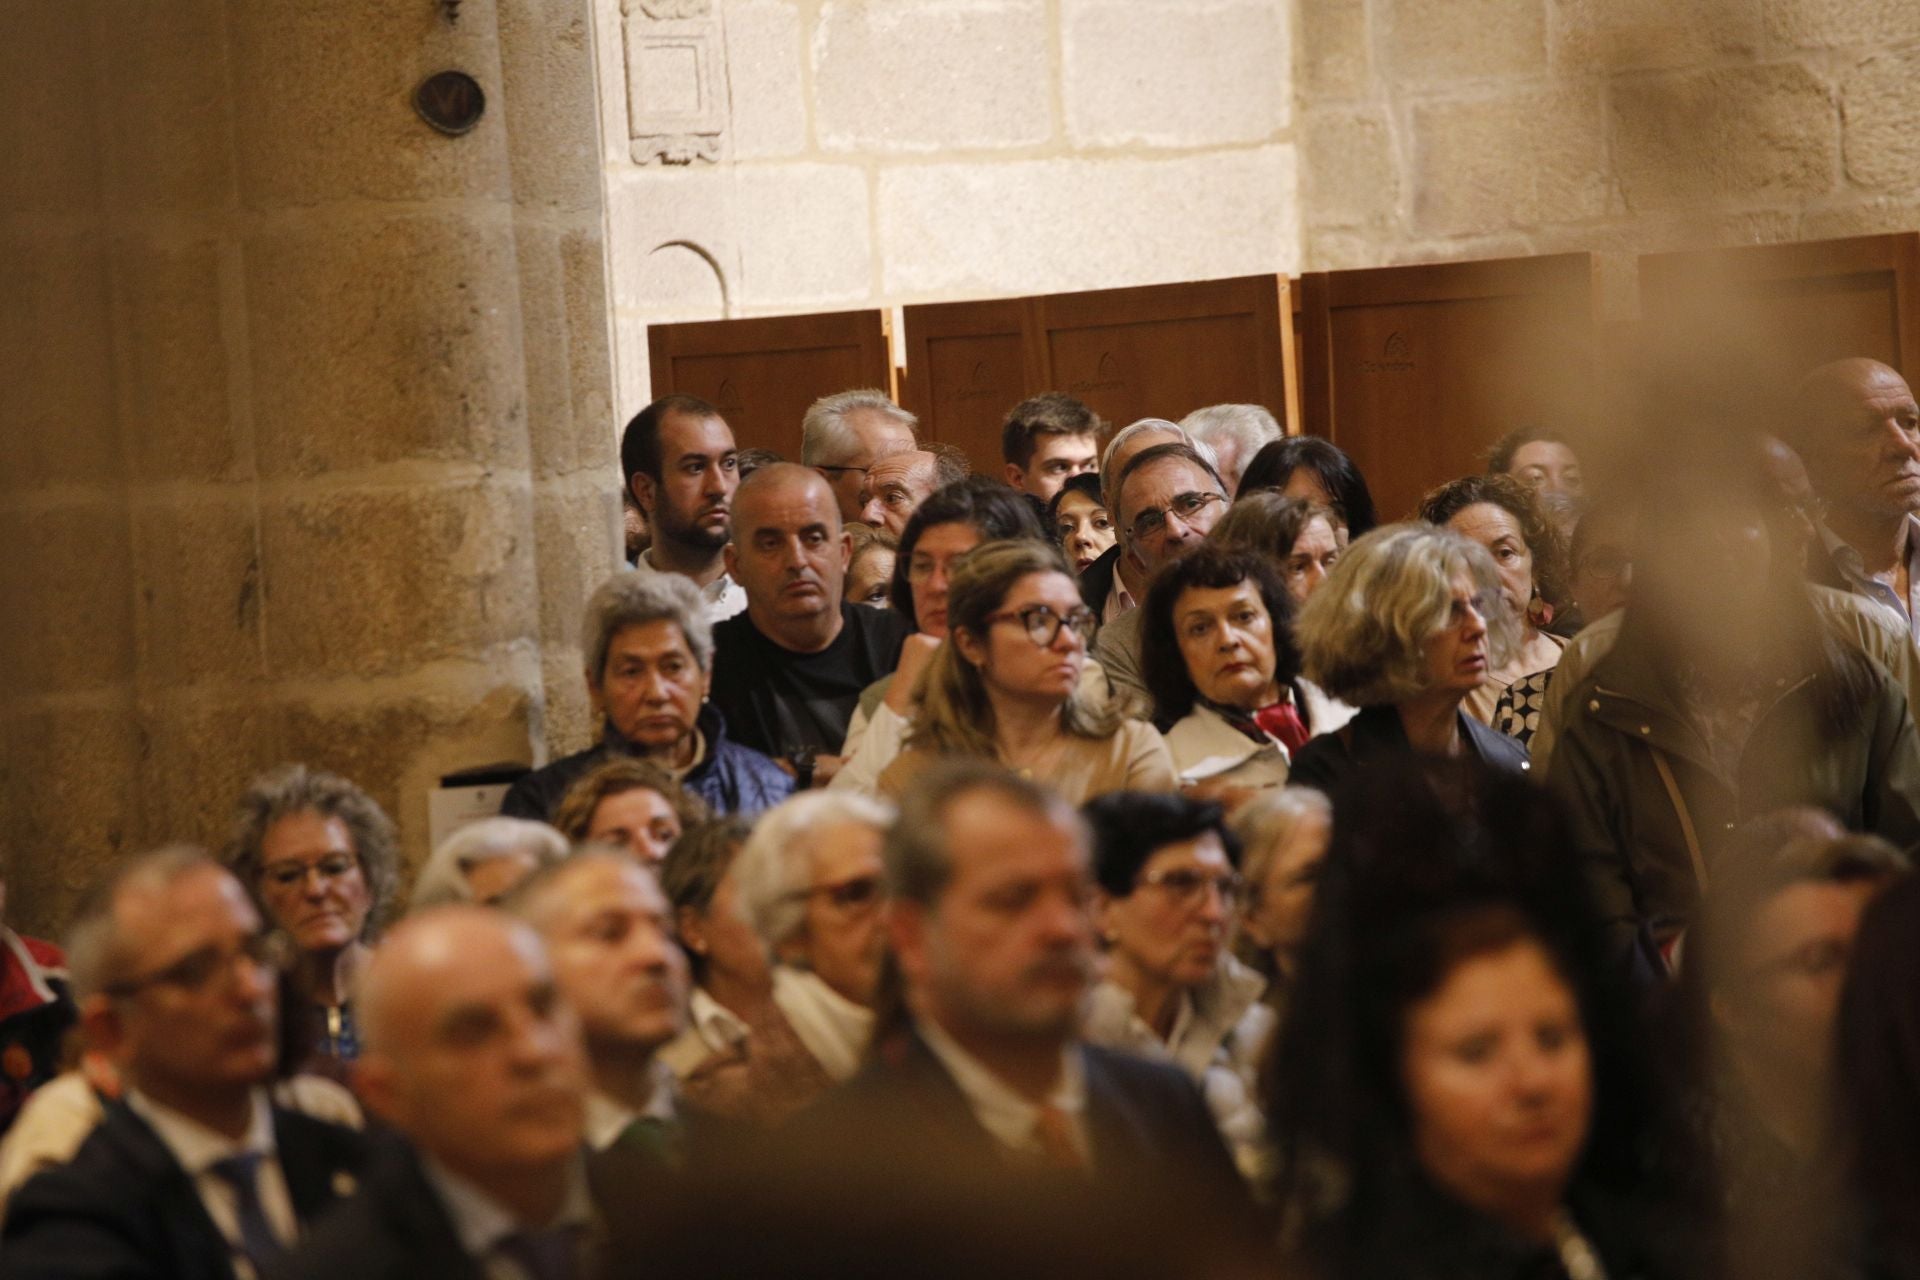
[6,360,1920,1279]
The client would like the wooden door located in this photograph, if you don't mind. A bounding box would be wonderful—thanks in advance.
[1298,254,1599,522]
[898,297,1038,477]
[646,310,893,458]
[1637,233,1920,387]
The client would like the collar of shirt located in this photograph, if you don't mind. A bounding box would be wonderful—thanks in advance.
[914,1016,1086,1158]
[771,967,874,1083]
[689,987,749,1056]
[582,1062,678,1152]
[125,1087,275,1175]
[1101,578,1134,626]
[637,551,748,622]
[1819,516,1920,619]
[420,1150,595,1261]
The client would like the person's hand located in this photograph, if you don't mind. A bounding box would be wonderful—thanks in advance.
[1182,778,1263,815]
[884,633,944,715]
[810,754,845,787]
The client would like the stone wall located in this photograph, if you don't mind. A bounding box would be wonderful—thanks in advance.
[0,0,618,934]
[1298,0,1920,313]
[594,0,1303,422]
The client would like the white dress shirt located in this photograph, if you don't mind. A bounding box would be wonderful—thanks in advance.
[637,550,747,622]
[582,1060,679,1153]
[124,1089,295,1280]
[915,1018,1090,1165]
[770,967,873,1082]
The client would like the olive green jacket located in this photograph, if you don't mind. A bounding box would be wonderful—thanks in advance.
[1543,610,1920,958]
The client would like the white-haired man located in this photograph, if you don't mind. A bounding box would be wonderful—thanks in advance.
[1080,419,1219,625]
[1179,403,1281,496]
[801,389,919,526]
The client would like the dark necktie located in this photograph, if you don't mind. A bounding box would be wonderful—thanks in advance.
[209,1152,284,1273]
[499,1226,581,1280]
[1252,697,1311,753]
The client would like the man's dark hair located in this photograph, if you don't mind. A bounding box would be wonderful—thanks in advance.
[888,477,1047,625]
[620,394,722,494]
[1238,437,1379,538]
[1001,393,1103,469]
[1082,791,1238,898]
[1487,426,1572,476]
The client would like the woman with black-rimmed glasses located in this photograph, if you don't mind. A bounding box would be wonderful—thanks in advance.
[877,540,1174,804]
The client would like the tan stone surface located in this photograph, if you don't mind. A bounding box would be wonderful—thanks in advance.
[811,0,1054,152]
[0,703,144,934]
[0,500,135,698]
[91,0,235,212]
[0,236,118,490]
[1411,88,1609,233]
[1764,0,1916,49]
[1296,0,1372,99]
[132,700,288,858]
[1062,0,1290,148]
[0,4,101,215]
[1390,0,1546,82]
[1843,48,1920,192]
[112,238,244,483]
[499,0,605,214]
[724,0,808,158]
[130,497,263,688]
[259,481,539,680]
[878,144,1300,295]
[1612,64,1836,210]
[1305,108,1397,229]
[243,216,531,477]
[1553,0,1762,72]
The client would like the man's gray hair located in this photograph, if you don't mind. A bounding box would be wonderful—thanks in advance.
[734,791,895,951]
[67,845,223,1001]
[1180,404,1281,484]
[801,389,919,466]
[1097,417,1219,502]
[410,818,569,911]
[882,760,1077,908]
[583,567,714,685]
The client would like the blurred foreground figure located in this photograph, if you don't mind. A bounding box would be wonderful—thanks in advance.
[1838,874,1920,1280]
[0,858,74,1136]
[4,850,365,1280]
[278,908,597,1279]
[1269,767,1699,1280]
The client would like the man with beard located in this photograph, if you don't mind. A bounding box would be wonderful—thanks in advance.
[1788,358,1920,640]
[621,394,746,622]
[709,464,910,788]
[802,761,1249,1208]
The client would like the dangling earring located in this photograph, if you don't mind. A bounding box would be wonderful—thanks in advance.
[1526,590,1553,629]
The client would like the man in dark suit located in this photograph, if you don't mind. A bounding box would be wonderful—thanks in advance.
[3,848,366,1280]
[804,761,1252,1217]
[272,906,603,1280]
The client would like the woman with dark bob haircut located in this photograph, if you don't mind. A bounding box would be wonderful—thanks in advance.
[1141,544,1350,798]
[1268,764,1700,1280]
[1417,473,1570,747]
[1236,436,1379,538]
[1838,873,1920,1280]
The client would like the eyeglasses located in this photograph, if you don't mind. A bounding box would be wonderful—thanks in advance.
[1445,591,1499,630]
[104,931,291,999]
[1127,491,1223,542]
[261,854,360,892]
[785,873,884,912]
[984,603,1097,648]
[1136,867,1243,909]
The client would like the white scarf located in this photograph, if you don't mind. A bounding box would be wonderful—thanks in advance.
[771,967,874,1082]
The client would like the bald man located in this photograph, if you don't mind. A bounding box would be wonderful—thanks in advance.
[712,464,910,786]
[277,908,596,1280]
[1789,358,1920,637]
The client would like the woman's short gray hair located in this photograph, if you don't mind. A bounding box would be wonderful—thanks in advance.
[1229,787,1331,897]
[224,764,399,937]
[410,818,569,911]
[583,568,713,686]
[801,389,919,466]
[734,791,895,953]
[1294,522,1518,707]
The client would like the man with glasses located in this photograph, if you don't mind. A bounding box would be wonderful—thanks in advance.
[4,848,366,1279]
[801,389,919,526]
[1093,443,1230,710]
[799,763,1253,1231]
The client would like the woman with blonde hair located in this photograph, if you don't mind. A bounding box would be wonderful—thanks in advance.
[877,540,1174,803]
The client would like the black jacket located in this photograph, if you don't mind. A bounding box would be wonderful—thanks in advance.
[1079,545,1122,615]
[1287,703,1532,795]
[3,1099,367,1280]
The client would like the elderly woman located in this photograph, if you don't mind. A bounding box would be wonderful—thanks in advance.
[1228,786,1331,993]
[1209,490,1347,606]
[1237,436,1379,538]
[1287,524,1530,794]
[1141,545,1349,799]
[501,568,792,822]
[1047,471,1116,574]
[1418,474,1569,746]
[877,540,1174,803]
[552,756,709,867]
[225,764,399,1076]
[734,792,896,1084]
[1082,791,1273,1183]
[833,478,1048,793]
[410,817,567,910]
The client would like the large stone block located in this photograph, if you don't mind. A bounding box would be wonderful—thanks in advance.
[1553,0,1761,72]
[539,649,597,758]
[1801,197,1920,244]
[131,699,288,853]
[1304,108,1398,230]
[498,0,604,213]
[1296,0,1372,100]
[111,237,243,483]
[90,0,233,212]
[1765,0,1913,49]
[0,3,102,215]
[259,481,539,680]
[1844,49,1920,192]
[243,216,531,478]
[560,227,617,459]
[0,702,144,937]
[130,495,263,688]
[724,0,808,159]
[878,145,1300,296]
[1390,0,1545,82]
[532,479,622,648]
[0,236,118,491]
[1410,89,1608,234]
[1062,0,1289,148]
[1612,64,1836,210]
[227,0,512,207]
[811,0,1053,152]
[0,500,134,698]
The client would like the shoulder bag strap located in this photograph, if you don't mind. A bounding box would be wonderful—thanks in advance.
[1648,746,1710,892]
